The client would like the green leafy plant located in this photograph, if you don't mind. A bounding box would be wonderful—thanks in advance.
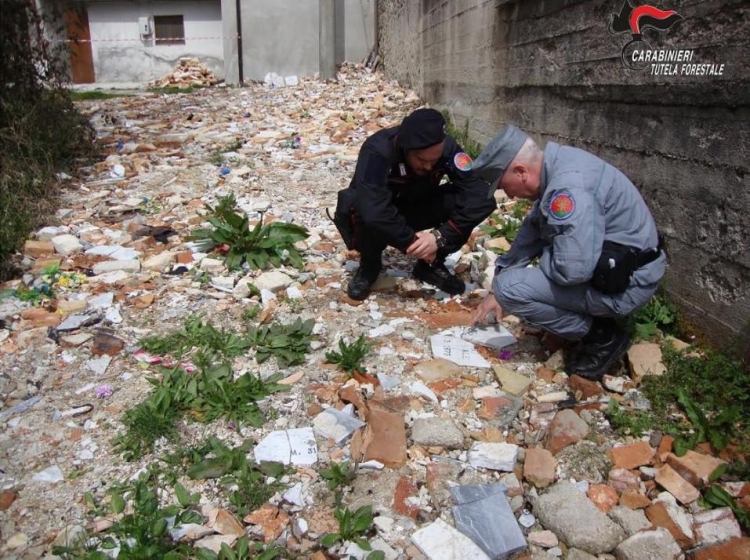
[190,194,309,270]
[320,505,376,551]
[139,314,254,365]
[115,364,287,460]
[53,473,201,559]
[184,365,288,427]
[320,460,357,505]
[701,484,750,530]
[69,90,130,101]
[114,394,182,461]
[325,335,372,375]
[605,398,654,437]
[246,317,315,367]
[195,536,284,560]
[441,110,483,158]
[319,460,356,491]
[642,347,749,444]
[673,388,739,456]
[630,293,678,341]
[479,202,531,251]
[184,438,286,517]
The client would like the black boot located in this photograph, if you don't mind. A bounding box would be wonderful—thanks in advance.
[346,258,382,301]
[569,318,630,381]
[413,259,465,295]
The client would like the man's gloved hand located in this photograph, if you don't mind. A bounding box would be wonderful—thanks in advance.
[406,231,438,262]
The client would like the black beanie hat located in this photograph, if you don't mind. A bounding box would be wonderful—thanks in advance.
[398,108,446,150]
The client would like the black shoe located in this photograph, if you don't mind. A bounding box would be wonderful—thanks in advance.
[346,260,382,300]
[569,319,631,381]
[413,260,465,295]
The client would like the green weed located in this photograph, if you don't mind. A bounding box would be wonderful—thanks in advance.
[325,335,372,375]
[320,505,377,552]
[605,399,654,437]
[673,388,740,456]
[319,460,357,505]
[479,202,531,252]
[630,293,678,341]
[189,194,309,271]
[701,483,750,531]
[148,85,205,95]
[642,346,749,441]
[114,363,287,460]
[195,536,284,560]
[69,90,130,101]
[441,110,482,158]
[140,314,253,365]
[183,437,286,518]
[246,317,315,367]
[52,473,201,559]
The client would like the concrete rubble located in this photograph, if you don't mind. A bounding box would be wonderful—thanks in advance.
[0,63,747,560]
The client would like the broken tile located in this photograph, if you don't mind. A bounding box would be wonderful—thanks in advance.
[587,484,619,513]
[451,484,526,559]
[523,447,557,488]
[313,407,365,443]
[430,333,490,368]
[414,358,462,382]
[253,427,317,466]
[411,517,492,560]
[243,504,290,543]
[627,342,666,382]
[361,408,407,468]
[468,442,519,472]
[411,417,464,449]
[545,409,590,455]
[492,365,531,396]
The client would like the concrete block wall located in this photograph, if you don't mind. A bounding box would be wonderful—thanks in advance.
[379,0,750,353]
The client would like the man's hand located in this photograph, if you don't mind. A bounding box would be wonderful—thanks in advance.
[406,231,438,262]
[471,294,504,325]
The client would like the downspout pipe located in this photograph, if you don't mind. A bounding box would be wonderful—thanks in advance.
[235,0,243,84]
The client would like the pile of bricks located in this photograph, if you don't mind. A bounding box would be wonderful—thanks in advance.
[149,57,219,89]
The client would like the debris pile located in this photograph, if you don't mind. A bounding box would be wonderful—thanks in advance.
[149,57,219,89]
[0,63,747,559]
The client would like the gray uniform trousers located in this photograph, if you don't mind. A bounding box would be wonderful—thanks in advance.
[493,263,664,339]
[491,142,666,340]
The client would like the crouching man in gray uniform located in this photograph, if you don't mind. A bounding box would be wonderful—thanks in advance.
[471,126,666,380]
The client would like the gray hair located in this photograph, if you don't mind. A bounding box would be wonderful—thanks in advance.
[513,137,543,166]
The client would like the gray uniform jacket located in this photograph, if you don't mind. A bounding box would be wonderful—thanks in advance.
[496,142,666,289]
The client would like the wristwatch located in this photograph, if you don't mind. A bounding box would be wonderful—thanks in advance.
[431,228,447,250]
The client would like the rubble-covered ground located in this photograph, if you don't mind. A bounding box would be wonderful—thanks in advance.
[0,65,748,560]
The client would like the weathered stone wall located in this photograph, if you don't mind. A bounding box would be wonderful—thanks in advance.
[379,0,750,352]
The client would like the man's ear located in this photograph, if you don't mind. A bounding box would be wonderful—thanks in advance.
[512,163,527,180]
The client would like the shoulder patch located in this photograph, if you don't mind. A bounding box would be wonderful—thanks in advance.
[453,152,473,171]
[549,192,575,220]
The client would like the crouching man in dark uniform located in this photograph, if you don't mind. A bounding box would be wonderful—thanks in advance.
[471,126,666,381]
[331,108,496,300]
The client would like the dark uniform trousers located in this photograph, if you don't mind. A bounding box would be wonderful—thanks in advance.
[352,187,460,264]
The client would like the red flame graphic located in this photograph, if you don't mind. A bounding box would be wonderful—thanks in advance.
[629,5,679,35]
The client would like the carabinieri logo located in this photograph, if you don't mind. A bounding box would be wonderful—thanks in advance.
[609,1,682,70]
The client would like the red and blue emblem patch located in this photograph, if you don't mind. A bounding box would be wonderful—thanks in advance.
[549,192,575,220]
[453,152,473,171]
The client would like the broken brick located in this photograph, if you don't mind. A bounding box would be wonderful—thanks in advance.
[392,476,420,519]
[609,441,656,470]
[655,464,701,504]
[587,484,619,513]
[523,447,557,488]
[645,502,694,549]
[666,450,726,488]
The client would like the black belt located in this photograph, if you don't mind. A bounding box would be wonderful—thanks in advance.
[635,237,663,268]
